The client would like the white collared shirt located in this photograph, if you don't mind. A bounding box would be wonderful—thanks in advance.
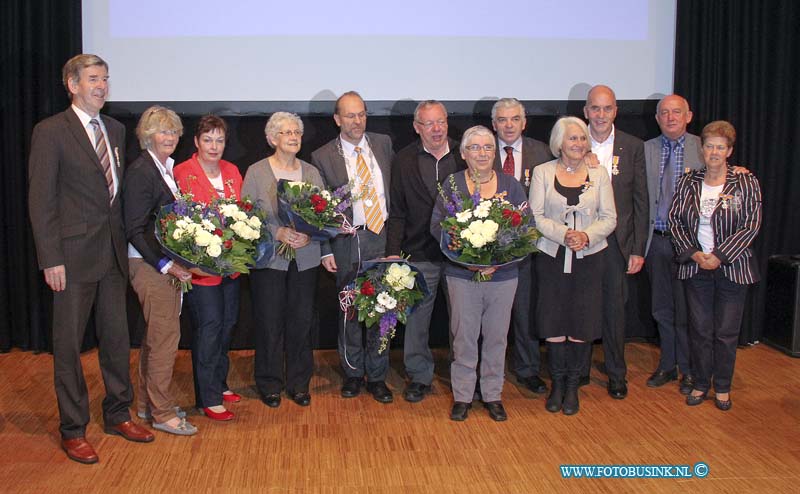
[498,137,523,181]
[590,124,616,180]
[71,105,120,197]
[340,136,388,227]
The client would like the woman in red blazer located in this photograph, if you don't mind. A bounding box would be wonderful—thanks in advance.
[174,115,243,421]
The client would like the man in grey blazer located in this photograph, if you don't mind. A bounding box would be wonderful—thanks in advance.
[491,98,553,394]
[582,85,649,400]
[28,54,153,464]
[644,94,703,393]
[311,91,396,403]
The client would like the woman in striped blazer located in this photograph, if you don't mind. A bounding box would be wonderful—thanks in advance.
[668,120,762,411]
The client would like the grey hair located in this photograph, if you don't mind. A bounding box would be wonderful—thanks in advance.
[413,100,447,122]
[491,98,526,122]
[549,116,590,157]
[460,125,495,155]
[264,111,304,148]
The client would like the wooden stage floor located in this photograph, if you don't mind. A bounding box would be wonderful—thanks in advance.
[0,342,798,493]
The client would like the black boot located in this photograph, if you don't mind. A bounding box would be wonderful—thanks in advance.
[563,341,591,415]
[545,341,567,413]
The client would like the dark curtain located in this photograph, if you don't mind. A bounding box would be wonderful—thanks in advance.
[675,0,800,342]
[1,0,82,352]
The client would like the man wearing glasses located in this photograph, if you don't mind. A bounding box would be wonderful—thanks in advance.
[386,100,466,403]
[311,91,396,403]
[491,98,553,396]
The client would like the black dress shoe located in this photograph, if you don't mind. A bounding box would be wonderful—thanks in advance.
[263,393,281,408]
[714,396,732,411]
[450,402,471,421]
[647,368,678,387]
[679,375,695,395]
[289,391,311,407]
[519,375,547,394]
[366,381,393,403]
[483,401,508,422]
[341,377,363,398]
[607,379,628,400]
[403,382,432,403]
[686,391,708,406]
[578,375,590,387]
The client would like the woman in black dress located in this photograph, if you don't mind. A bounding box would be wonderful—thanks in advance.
[528,116,617,415]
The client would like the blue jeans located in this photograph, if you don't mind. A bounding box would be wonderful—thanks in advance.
[186,277,240,408]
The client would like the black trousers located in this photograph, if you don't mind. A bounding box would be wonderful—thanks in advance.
[684,269,748,394]
[510,255,542,378]
[251,262,318,396]
[600,236,628,382]
[52,267,132,439]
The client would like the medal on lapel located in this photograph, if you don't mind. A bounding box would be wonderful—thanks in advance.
[611,155,620,176]
[523,168,531,187]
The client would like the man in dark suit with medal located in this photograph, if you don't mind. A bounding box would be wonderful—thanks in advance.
[311,91,396,403]
[491,98,552,394]
[28,54,154,464]
[582,85,649,400]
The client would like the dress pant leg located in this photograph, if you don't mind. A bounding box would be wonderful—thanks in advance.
[711,272,748,393]
[647,235,679,372]
[478,278,517,402]
[187,284,224,408]
[94,267,134,427]
[285,264,318,393]
[447,276,482,403]
[217,276,240,393]
[251,268,286,396]
[129,259,182,423]
[337,265,366,379]
[403,261,441,386]
[601,238,628,382]
[510,256,541,378]
[685,272,714,393]
[52,281,96,439]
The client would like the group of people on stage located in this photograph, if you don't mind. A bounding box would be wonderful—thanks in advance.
[28,54,762,464]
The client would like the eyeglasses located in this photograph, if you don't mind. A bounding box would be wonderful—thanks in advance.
[157,129,180,136]
[415,119,447,130]
[277,130,303,137]
[465,144,495,153]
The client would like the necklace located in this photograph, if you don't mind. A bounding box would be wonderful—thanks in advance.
[472,170,496,184]
[559,160,580,174]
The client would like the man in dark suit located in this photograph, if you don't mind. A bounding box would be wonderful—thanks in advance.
[582,85,649,399]
[28,54,154,464]
[311,91,396,403]
[491,98,552,394]
[643,94,703,394]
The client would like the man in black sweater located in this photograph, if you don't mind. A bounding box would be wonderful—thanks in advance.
[386,100,466,403]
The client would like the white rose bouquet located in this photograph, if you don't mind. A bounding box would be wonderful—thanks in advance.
[156,194,272,288]
[437,175,539,281]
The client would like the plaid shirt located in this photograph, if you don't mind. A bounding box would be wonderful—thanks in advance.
[654,134,686,231]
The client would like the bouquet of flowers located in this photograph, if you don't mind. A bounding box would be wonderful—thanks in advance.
[276,179,353,259]
[156,194,272,289]
[438,175,539,281]
[343,260,428,354]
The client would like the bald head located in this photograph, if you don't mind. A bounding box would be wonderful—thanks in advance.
[655,94,693,140]
[584,85,618,142]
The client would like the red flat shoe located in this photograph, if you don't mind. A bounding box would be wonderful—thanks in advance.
[201,407,234,421]
[222,392,241,403]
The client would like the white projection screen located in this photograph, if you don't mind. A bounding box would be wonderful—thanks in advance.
[83,0,676,109]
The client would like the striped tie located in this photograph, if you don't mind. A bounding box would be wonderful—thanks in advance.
[90,119,114,203]
[355,146,383,234]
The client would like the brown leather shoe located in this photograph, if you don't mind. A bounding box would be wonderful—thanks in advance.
[104,420,155,443]
[61,437,99,464]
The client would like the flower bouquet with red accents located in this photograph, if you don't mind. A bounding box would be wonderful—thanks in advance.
[344,260,428,354]
[276,179,353,259]
[156,194,272,289]
[437,175,539,281]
